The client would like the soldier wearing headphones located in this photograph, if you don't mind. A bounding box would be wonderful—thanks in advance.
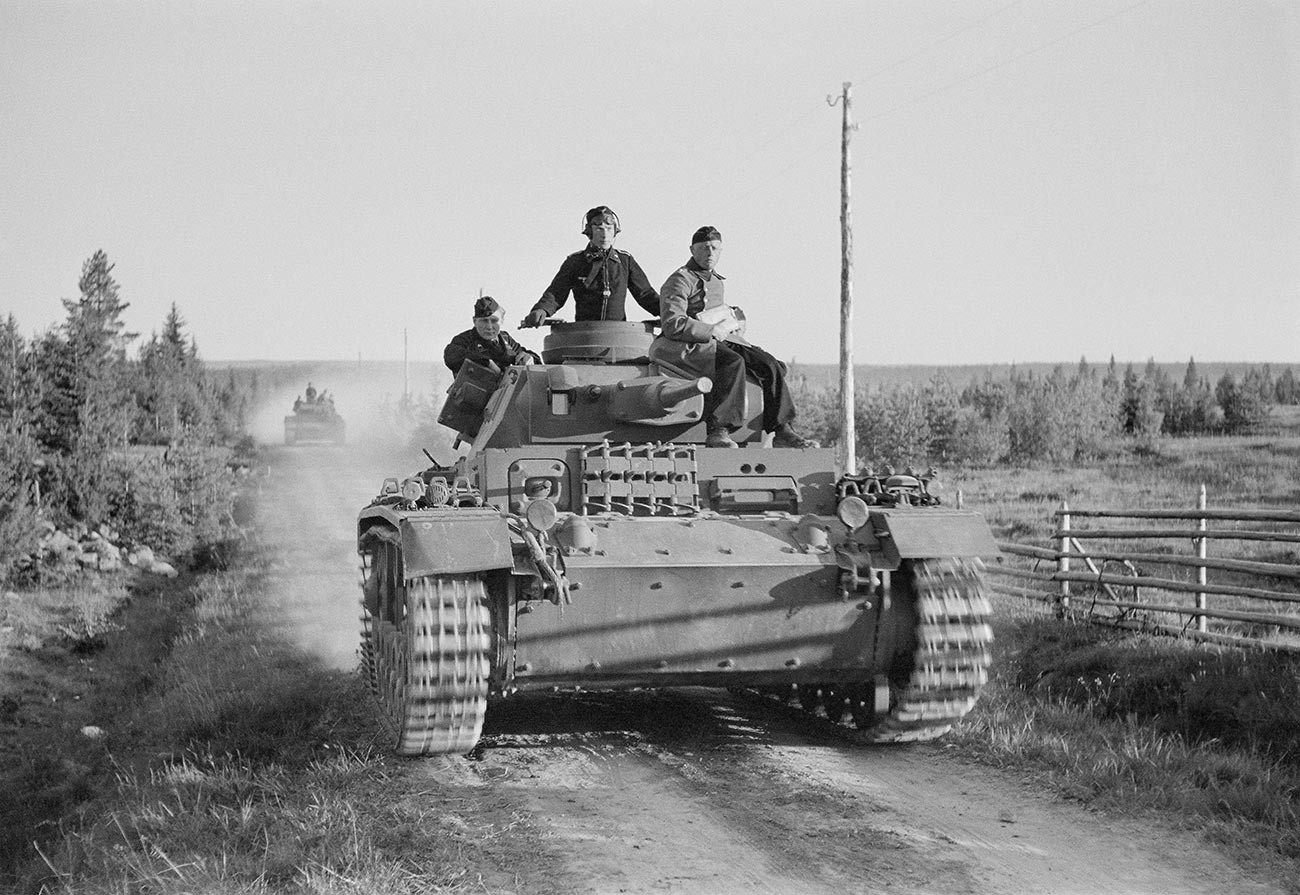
[521,206,660,327]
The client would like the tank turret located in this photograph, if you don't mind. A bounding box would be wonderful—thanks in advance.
[441,321,767,449]
[358,320,998,756]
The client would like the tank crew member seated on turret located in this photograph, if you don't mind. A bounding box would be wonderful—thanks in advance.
[650,226,818,449]
[520,205,660,327]
[444,296,540,375]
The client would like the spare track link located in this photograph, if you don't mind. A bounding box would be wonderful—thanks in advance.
[363,568,491,756]
[788,557,993,744]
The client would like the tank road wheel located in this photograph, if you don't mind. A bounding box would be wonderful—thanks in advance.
[852,558,993,744]
[362,542,491,755]
[797,684,822,715]
[820,683,847,723]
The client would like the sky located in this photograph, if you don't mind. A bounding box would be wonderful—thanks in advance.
[1,0,1297,368]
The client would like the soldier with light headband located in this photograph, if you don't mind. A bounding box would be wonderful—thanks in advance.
[522,205,660,326]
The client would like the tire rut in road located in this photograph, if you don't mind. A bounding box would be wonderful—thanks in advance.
[411,688,978,895]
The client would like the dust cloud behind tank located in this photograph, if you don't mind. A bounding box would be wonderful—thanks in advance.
[283,386,346,445]
[356,320,999,756]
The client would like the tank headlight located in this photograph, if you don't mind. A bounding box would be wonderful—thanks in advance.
[836,495,870,530]
[400,477,426,502]
[525,497,559,532]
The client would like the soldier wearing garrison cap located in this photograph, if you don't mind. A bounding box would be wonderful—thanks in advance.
[521,206,660,327]
[650,226,818,449]
[444,296,539,375]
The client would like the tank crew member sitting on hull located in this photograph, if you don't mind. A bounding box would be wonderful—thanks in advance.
[444,296,540,375]
[521,205,660,327]
[650,226,818,449]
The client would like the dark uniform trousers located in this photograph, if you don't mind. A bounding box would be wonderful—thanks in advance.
[708,341,795,432]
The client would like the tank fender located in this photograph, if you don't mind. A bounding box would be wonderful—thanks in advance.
[397,512,515,578]
[865,509,999,563]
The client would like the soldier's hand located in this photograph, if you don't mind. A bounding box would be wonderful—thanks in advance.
[521,308,548,328]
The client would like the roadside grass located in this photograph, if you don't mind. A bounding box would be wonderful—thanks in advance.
[1,579,135,872]
[942,426,1300,889]
[15,562,531,895]
[947,607,1300,887]
[0,579,127,654]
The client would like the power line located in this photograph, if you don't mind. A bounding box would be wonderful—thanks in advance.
[742,1,1026,165]
[645,2,1149,252]
[850,0,1025,88]
[862,0,1150,123]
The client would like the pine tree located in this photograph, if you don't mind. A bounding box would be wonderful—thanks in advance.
[922,373,960,461]
[137,303,211,443]
[1275,368,1299,404]
[42,251,138,521]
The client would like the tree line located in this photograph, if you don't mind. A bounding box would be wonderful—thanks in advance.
[793,356,1295,469]
[1,251,257,583]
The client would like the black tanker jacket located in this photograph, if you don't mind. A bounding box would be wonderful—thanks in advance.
[531,247,660,321]
[443,328,538,375]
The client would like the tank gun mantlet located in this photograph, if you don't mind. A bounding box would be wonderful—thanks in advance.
[609,375,711,424]
[466,363,714,449]
[540,365,709,425]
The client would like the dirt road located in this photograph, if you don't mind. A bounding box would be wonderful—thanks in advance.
[260,440,1285,895]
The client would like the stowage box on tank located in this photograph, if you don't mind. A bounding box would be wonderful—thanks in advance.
[357,320,998,755]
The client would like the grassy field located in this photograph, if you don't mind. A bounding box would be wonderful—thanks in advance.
[948,405,1300,538]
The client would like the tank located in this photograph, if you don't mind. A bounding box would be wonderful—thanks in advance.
[284,388,346,445]
[357,320,997,755]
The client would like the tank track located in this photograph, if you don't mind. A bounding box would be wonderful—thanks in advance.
[766,557,993,744]
[362,568,491,756]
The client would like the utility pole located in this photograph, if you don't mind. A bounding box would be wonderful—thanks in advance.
[828,82,856,475]
[403,327,410,407]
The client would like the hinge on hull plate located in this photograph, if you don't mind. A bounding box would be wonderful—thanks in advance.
[835,542,880,606]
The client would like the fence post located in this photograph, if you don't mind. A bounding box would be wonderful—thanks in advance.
[1195,484,1208,633]
[1057,501,1071,616]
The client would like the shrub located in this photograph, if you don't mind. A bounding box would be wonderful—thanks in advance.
[104,454,194,555]
[102,445,236,557]
[949,409,1010,465]
[0,425,43,584]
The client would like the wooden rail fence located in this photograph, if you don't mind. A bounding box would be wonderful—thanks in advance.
[986,485,1300,652]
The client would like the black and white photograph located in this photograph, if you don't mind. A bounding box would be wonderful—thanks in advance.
[2,2,1297,892]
